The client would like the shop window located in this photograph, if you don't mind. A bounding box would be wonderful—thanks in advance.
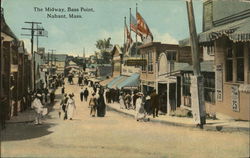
[203,72,215,104]
[142,54,146,71]
[148,51,153,72]
[182,73,191,96]
[236,44,244,82]
[226,43,245,82]
[207,45,215,56]
[226,47,233,82]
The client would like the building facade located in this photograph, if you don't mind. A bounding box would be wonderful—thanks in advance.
[200,0,250,120]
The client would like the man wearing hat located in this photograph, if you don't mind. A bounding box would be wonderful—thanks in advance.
[31,93,44,125]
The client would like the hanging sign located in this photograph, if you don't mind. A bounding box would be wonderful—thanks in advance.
[216,64,223,102]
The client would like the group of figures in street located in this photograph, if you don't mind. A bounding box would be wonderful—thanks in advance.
[59,77,106,120]
[118,89,160,122]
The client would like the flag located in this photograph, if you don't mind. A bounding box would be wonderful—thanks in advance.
[136,12,153,42]
[130,13,143,37]
[130,14,137,33]
[125,23,133,52]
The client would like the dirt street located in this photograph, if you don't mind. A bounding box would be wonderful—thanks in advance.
[1,79,249,158]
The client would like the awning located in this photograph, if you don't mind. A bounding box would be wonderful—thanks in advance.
[179,17,250,46]
[169,61,215,76]
[99,77,115,86]
[107,75,128,89]
[200,17,250,43]
[116,73,140,89]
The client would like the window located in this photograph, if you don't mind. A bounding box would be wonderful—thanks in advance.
[182,73,191,107]
[236,43,244,82]
[225,43,245,82]
[182,73,191,96]
[167,51,177,73]
[226,47,233,82]
[148,51,153,72]
[203,72,215,104]
[207,45,215,56]
[141,54,146,71]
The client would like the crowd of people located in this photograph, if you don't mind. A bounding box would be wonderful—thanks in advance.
[33,71,163,124]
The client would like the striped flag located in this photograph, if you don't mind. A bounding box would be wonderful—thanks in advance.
[125,23,133,52]
[136,12,153,42]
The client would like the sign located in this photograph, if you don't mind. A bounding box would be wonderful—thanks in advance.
[126,59,147,66]
[11,64,18,72]
[42,68,48,72]
[231,85,239,112]
[216,64,223,102]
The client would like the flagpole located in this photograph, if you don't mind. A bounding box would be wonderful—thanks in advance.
[129,8,132,57]
[124,16,126,63]
[135,3,138,58]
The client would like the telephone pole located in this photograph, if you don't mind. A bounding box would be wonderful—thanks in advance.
[21,21,44,90]
[48,49,56,74]
[186,0,206,128]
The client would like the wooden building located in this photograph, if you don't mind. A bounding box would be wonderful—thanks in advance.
[138,42,192,97]
[197,0,250,120]
[1,9,33,128]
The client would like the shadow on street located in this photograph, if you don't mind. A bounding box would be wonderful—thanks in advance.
[1,122,56,141]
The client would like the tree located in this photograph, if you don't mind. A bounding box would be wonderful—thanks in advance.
[95,38,113,64]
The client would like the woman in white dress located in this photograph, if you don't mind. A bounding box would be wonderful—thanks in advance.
[66,93,76,120]
[135,92,150,122]
[119,94,125,109]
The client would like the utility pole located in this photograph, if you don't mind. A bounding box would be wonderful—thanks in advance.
[21,21,44,90]
[48,49,56,74]
[186,0,206,128]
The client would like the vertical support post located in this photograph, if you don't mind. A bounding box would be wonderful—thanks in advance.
[186,0,206,126]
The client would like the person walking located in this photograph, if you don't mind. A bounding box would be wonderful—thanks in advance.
[144,94,151,115]
[97,90,106,117]
[66,93,76,120]
[89,92,97,117]
[83,88,89,102]
[135,92,149,122]
[150,89,159,118]
[60,94,68,120]
[80,88,84,102]
[31,94,44,125]
[119,94,125,109]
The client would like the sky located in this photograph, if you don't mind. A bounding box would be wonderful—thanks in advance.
[2,0,203,57]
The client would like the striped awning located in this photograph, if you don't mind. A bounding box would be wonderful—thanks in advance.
[179,17,250,47]
[107,75,128,89]
[116,73,140,89]
[200,17,250,43]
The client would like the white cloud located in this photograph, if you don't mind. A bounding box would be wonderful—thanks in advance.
[151,29,178,44]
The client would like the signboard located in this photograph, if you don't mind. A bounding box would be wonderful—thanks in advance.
[11,64,18,72]
[216,64,223,102]
[231,85,239,112]
[42,68,48,72]
[126,59,147,66]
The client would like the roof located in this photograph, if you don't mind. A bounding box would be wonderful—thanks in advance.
[68,61,77,66]
[110,44,123,55]
[174,61,214,74]
[199,17,250,43]
[116,73,140,89]
[137,42,178,49]
[1,12,18,40]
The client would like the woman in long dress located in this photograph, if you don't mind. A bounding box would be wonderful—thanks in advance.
[89,93,97,117]
[97,89,106,117]
[66,94,76,120]
[119,94,125,109]
[135,92,149,122]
